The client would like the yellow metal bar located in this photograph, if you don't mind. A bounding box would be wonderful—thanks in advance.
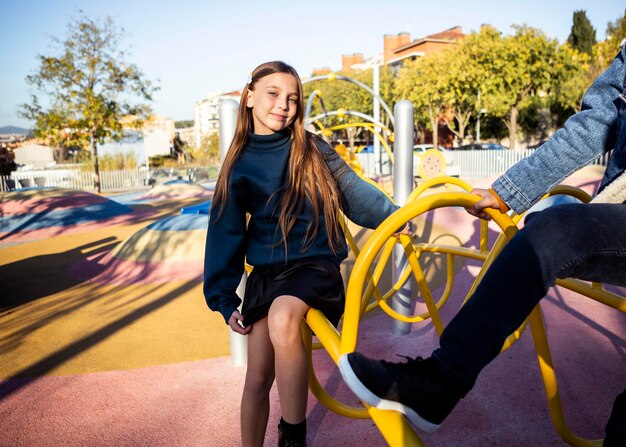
[341,192,518,355]
[407,176,474,202]
[556,278,626,312]
[314,122,395,164]
[369,407,426,447]
[302,317,370,418]
[528,306,604,447]
[401,234,445,333]
[415,243,489,261]
[362,238,397,315]
[479,219,489,253]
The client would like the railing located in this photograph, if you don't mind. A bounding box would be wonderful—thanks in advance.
[0,166,219,193]
[356,149,610,181]
[453,150,609,180]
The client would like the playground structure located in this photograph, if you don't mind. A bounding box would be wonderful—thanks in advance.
[302,174,625,446]
[211,76,626,445]
[303,74,453,181]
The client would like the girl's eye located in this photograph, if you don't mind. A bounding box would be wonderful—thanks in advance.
[268,91,277,97]
[289,98,297,104]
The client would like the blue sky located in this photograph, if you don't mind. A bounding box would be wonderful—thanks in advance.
[1,0,624,128]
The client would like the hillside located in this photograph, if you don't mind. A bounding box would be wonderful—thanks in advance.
[0,126,32,135]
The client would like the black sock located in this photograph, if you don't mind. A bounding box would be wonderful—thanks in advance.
[279,417,306,440]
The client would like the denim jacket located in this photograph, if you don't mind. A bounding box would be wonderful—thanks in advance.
[492,43,626,214]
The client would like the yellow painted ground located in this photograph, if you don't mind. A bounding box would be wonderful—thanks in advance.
[0,195,229,379]
[0,186,465,379]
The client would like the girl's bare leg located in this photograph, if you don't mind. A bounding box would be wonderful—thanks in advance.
[241,317,275,447]
[268,295,310,424]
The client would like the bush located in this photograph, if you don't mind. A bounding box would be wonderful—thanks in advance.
[77,149,138,171]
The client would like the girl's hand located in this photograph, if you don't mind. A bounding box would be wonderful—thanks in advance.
[466,188,499,221]
[228,310,251,335]
[394,222,414,238]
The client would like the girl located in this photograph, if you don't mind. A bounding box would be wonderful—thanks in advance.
[203,61,401,447]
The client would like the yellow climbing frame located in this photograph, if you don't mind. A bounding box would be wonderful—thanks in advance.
[303,177,625,447]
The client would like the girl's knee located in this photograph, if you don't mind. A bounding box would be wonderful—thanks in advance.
[267,302,304,349]
[244,368,274,395]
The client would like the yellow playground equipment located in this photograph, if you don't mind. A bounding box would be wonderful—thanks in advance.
[302,176,626,447]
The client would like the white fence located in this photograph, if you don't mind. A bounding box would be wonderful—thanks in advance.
[1,152,608,193]
[357,149,609,181]
[1,169,151,193]
[453,149,535,180]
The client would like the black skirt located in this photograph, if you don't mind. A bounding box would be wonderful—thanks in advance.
[241,257,345,327]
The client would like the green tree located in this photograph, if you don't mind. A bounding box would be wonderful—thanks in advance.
[554,10,623,123]
[479,26,578,149]
[439,27,502,144]
[549,43,590,122]
[593,9,626,72]
[567,10,597,55]
[20,14,158,192]
[175,120,194,128]
[395,52,450,146]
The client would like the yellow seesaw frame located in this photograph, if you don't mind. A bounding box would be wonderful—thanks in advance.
[302,176,625,446]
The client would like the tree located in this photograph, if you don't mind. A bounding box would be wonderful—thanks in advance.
[567,10,597,55]
[175,120,194,128]
[555,10,624,123]
[593,9,626,72]
[439,27,502,145]
[20,14,158,192]
[394,53,449,146]
[549,44,590,121]
[478,26,579,149]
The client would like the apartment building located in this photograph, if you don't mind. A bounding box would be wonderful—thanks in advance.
[194,90,240,148]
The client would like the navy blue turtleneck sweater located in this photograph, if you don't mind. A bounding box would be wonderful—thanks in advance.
[203,130,399,323]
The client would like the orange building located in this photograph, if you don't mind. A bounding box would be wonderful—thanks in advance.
[341,53,365,72]
[333,26,465,72]
[385,26,465,66]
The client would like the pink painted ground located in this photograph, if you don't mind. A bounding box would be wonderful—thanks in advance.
[1,172,624,446]
[68,250,203,285]
[0,208,155,246]
[1,278,624,447]
[0,191,110,215]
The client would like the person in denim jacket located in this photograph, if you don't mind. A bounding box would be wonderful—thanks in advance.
[339,43,626,445]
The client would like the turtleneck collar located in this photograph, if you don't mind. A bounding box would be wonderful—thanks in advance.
[247,128,292,150]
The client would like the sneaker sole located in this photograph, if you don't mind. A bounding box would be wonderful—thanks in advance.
[338,355,440,434]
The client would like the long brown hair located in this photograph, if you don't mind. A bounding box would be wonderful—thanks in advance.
[212,61,345,253]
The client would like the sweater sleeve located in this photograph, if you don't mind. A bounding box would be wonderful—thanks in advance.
[203,175,248,324]
[315,135,400,229]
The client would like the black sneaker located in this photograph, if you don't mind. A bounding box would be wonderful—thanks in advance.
[338,352,469,433]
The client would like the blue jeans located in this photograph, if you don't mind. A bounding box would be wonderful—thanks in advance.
[432,203,626,442]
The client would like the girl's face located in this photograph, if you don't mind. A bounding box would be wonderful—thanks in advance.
[246,72,299,135]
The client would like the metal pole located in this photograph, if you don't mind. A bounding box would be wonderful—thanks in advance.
[476,90,481,144]
[230,274,248,367]
[391,100,414,335]
[218,98,248,366]
[219,99,238,162]
[373,64,381,176]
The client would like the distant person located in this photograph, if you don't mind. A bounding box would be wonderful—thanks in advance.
[203,61,406,447]
[172,132,185,163]
[339,43,626,445]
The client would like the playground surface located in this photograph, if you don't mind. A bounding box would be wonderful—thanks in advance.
[1,168,625,447]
